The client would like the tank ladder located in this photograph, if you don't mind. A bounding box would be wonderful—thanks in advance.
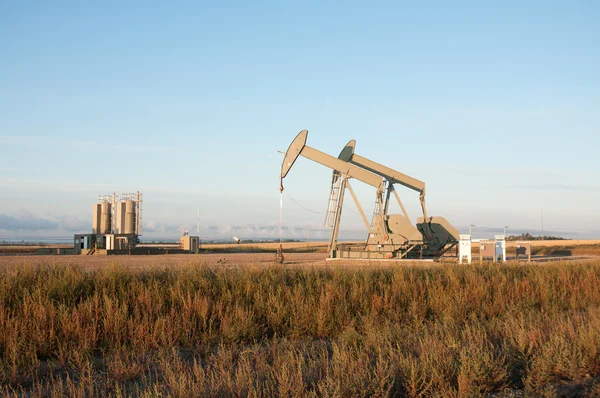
[87,238,97,255]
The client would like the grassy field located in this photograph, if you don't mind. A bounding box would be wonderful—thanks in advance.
[2,259,600,396]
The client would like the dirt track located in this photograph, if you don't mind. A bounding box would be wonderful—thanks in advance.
[0,252,330,270]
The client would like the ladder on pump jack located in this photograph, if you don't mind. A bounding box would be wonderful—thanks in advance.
[325,170,348,253]
[371,190,382,229]
[325,173,342,227]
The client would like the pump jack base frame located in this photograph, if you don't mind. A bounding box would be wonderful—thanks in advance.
[326,257,436,263]
[328,242,459,262]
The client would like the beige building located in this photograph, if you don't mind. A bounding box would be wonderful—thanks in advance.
[180,235,200,252]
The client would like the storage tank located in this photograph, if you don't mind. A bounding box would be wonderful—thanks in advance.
[100,202,111,234]
[92,204,102,234]
[114,202,126,234]
[124,200,136,234]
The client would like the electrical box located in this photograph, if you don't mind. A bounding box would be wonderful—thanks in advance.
[459,234,472,264]
[495,235,506,263]
[105,234,115,250]
[516,242,531,262]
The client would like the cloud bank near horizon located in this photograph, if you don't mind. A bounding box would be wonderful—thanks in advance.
[1,209,598,242]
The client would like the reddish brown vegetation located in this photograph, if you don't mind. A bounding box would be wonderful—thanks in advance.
[2,260,600,396]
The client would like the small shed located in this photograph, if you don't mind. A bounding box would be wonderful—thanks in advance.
[180,235,200,252]
[480,240,495,258]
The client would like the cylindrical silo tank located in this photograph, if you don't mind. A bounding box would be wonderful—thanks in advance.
[114,201,126,234]
[92,204,102,234]
[125,200,136,234]
[100,202,111,234]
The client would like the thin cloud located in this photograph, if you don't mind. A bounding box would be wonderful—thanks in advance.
[0,211,88,232]
[0,136,182,154]
[514,183,600,192]
[0,167,41,172]
[0,213,58,230]
[0,136,98,148]
[416,165,569,179]
[144,220,180,234]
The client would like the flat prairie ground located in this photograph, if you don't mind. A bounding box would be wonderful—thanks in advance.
[0,248,597,272]
[0,252,330,270]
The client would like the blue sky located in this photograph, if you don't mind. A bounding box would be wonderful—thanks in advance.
[1,1,599,240]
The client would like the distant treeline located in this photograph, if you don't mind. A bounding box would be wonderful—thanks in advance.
[506,233,566,241]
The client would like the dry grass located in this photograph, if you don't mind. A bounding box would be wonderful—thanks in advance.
[469,242,600,258]
[2,260,600,396]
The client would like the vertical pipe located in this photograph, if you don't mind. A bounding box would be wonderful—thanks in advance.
[376,187,387,240]
[138,192,143,236]
[383,182,391,215]
[111,193,117,234]
[135,192,141,236]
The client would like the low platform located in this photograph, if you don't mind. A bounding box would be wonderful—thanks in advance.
[326,257,435,262]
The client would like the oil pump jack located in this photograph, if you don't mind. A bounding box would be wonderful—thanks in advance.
[280,130,459,260]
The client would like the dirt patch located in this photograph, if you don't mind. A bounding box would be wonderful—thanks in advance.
[0,252,330,271]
